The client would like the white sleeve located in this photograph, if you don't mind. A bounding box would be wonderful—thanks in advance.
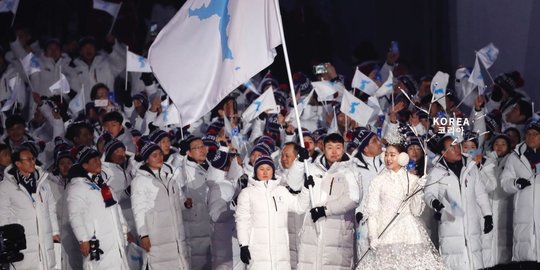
[67,183,92,242]
[235,189,252,246]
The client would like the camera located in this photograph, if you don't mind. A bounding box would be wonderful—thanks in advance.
[0,224,26,265]
[313,64,327,75]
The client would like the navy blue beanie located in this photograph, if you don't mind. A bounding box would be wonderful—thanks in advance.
[253,156,275,179]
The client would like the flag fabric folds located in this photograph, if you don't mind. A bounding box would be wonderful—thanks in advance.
[432,71,449,110]
[312,81,337,102]
[351,68,378,96]
[20,52,41,76]
[69,85,86,114]
[468,55,486,94]
[340,90,374,127]
[375,70,393,98]
[0,0,19,14]
[476,43,499,69]
[242,88,278,122]
[149,0,282,126]
[93,0,121,17]
[126,51,152,73]
[49,73,70,94]
[2,76,23,112]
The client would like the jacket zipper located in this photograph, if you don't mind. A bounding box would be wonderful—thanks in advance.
[272,196,277,212]
[329,177,334,195]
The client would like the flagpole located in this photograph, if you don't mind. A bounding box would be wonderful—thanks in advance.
[10,1,19,27]
[108,2,122,35]
[271,0,319,234]
[125,45,129,91]
[59,65,63,104]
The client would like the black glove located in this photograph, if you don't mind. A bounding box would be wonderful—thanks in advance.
[140,73,155,86]
[356,212,363,224]
[431,199,444,212]
[239,174,249,189]
[310,206,326,223]
[484,215,493,234]
[297,147,309,162]
[304,174,314,189]
[240,245,251,264]
[516,178,531,190]
[258,112,268,121]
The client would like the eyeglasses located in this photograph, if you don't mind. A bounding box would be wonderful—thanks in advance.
[190,145,207,151]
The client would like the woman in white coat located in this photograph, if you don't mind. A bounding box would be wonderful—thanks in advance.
[357,144,444,269]
[0,148,59,270]
[235,155,310,269]
[131,142,189,269]
[66,146,129,270]
[478,135,514,267]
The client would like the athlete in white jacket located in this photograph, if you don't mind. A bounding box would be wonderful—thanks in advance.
[424,135,493,270]
[66,146,129,270]
[236,155,311,270]
[0,149,58,270]
[131,142,189,269]
[501,122,540,266]
[294,133,362,270]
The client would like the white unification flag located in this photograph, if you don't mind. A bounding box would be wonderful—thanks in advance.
[242,88,278,122]
[0,0,19,14]
[149,0,281,126]
[476,43,499,69]
[455,67,476,107]
[340,91,374,127]
[1,76,22,112]
[468,55,486,94]
[126,50,152,73]
[69,85,86,114]
[375,70,393,98]
[20,52,40,75]
[93,0,121,17]
[154,99,181,127]
[312,81,337,102]
[285,88,314,122]
[432,71,449,110]
[351,68,378,96]
[49,73,70,94]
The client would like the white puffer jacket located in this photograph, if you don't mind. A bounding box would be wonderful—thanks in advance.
[236,176,310,270]
[206,166,245,270]
[277,160,306,270]
[501,142,540,262]
[66,165,129,270]
[49,174,83,270]
[131,163,189,269]
[68,41,126,102]
[423,157,492,270]
[30,53,73,97]
[479,152,513,267]
[0,165,58,270]
[295,156,361,270]
[180,157,212,270]
[102,157,138,234]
